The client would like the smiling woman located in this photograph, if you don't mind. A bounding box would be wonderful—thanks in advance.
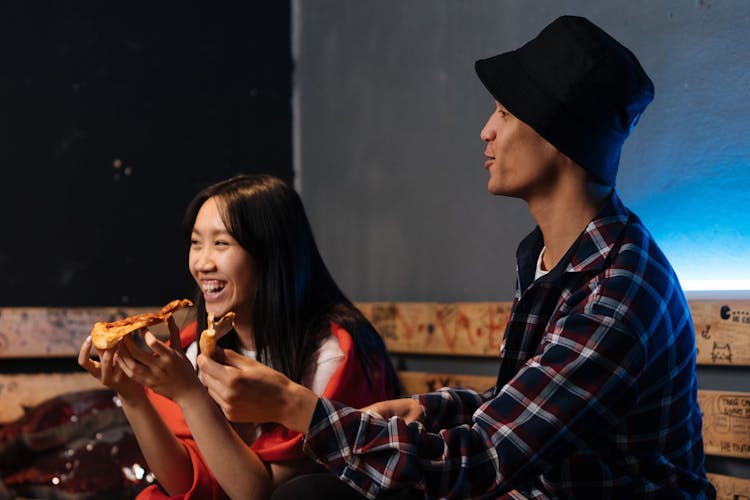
[79,174,402,499]
[189,197,257,350]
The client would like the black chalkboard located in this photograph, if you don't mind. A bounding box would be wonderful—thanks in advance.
[0,2,292,306]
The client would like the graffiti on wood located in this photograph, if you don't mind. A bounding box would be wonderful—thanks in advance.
[699,390,750,459]
[358,302,511,356]
[692,301,750,367]
[398,371,496,396]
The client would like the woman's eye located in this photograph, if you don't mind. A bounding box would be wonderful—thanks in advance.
[215,240,230,247]
[190,239,200,246]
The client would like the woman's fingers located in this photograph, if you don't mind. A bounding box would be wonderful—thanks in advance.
[143,330,172,357]
[77,335,92,367]
[221,347,258,368]
[116,346,137,378]
[77,336,101,377]
[99,348,116,384]
[120,333,157,364]
[166,316,184,355]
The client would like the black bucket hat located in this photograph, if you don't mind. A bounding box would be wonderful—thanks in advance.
[475,15,654,186]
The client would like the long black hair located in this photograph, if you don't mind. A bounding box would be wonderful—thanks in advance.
[184,174,401,394]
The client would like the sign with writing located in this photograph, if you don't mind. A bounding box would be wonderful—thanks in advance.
[699,390,750,459]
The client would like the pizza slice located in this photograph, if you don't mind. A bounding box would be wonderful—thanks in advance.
[90,299,193,350]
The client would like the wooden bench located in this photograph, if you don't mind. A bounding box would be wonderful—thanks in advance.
[2,301,749,496]
[358,301,750,498]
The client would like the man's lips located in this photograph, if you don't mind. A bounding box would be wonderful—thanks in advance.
[483,149,495,169]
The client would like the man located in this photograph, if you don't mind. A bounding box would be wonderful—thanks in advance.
[198,16,715,499]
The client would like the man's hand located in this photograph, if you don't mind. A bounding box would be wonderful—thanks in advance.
[362,398,426,424]
[197,348,319,432]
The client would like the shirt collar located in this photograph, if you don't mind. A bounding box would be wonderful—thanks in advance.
[516,191,631,291]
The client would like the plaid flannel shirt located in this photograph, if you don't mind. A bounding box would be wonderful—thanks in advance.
[303,192,715,499]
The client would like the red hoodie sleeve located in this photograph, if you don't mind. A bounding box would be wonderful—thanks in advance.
[137,322,229,500]
[137,322,393,498]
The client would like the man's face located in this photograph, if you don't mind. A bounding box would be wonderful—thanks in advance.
[480,101,562,200]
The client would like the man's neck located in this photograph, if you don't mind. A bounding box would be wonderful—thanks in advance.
[529,179,613,272]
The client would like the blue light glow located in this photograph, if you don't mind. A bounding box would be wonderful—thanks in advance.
[680,280,750,292]
[629,158,750,292]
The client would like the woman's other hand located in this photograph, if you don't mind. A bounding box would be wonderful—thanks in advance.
[116,316,205,407]
[78,335,145,404]
[198,348,318,432]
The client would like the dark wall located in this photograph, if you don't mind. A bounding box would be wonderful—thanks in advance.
[0,2,292,307]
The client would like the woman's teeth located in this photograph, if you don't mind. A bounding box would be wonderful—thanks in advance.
[202,282,225,293]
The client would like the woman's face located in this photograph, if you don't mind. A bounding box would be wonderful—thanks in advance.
[189,197,257,323]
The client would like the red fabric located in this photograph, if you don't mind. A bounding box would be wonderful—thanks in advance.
[137,321,393,499]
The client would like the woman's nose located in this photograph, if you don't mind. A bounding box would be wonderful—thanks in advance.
[193,248,216,271]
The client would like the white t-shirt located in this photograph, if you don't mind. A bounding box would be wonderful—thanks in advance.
[187,333,345,395]
[535,247,549,281]
[187,333,346,445]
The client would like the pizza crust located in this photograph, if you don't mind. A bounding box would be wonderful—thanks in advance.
[90,299,193,350]
[199,312,236,358]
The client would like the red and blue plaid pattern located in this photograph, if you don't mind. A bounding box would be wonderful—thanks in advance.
[304,193,715,499]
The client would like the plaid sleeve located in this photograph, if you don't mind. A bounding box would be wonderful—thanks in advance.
[303,396,505,499]
[303,307,647,499]
[417,387,492,431]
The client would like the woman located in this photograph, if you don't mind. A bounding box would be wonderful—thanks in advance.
[79,174,401,499]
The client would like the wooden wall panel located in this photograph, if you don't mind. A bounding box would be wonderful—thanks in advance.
[358,301,750,366]
[700,390,750,459]
[707,472,750,499]
[358,302,511,357]
[0,373,104,422]
[0,307,194,358]
[691,301,750,366]
[2,301,747,364]
[399,371,496,396]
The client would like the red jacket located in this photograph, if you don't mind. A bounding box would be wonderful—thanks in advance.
[138,322,394,499]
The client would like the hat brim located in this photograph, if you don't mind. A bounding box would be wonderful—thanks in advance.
[475,52,620,185]
[475,51,567,152]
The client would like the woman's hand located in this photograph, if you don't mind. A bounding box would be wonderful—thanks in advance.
[198,348,319,432]
[78,335,145,404]
[116,316,205,407]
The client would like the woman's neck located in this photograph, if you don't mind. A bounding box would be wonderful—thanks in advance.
[231,312,256,351]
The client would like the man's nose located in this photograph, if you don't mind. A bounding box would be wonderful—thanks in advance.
[480,115,495,142]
